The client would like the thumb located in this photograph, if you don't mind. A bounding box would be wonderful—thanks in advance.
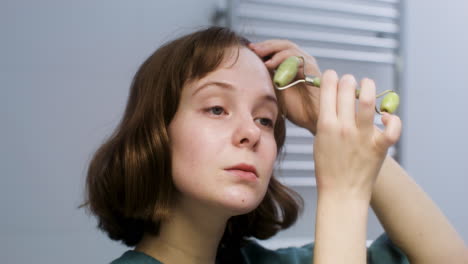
[376,113,402,148]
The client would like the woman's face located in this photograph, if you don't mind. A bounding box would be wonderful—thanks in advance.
[168,47,278,216]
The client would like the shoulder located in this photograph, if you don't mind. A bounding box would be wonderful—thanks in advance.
[240,239,314,264]
[110,250,162,264]
[240,234,409,264]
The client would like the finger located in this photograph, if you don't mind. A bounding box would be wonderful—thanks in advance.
[376,113,402,149]
[297,55,321,77]
[266,52,321,78]
[249,39,298,58]
[263,50,300,70]
[318,70,339,122]
[337,74,357,127]
[356,78,376,131]
[249,41,321,76]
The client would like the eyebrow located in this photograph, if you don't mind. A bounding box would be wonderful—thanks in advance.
[192,81,278,106]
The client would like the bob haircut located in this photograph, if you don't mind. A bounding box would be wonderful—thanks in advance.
[82,26,303,254]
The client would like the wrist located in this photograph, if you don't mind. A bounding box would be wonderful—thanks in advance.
[318,189,372,207]
[316,180,374,204]
[314,190,369,263]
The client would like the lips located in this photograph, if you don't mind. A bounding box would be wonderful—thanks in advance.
[225,163,258,178]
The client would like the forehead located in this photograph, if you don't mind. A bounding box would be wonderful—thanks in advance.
[186,47,275,97]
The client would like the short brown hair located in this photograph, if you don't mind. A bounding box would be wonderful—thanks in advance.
[81,26,303,251]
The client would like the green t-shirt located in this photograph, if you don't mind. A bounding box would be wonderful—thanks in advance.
[110,233,409,264]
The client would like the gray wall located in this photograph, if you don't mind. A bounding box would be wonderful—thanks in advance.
[401,0,468,242]
[1,0,217,263]
[1,0,466,263]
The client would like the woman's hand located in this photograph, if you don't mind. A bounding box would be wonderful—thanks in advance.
[313,71,402,201]
[248,40,321,134]
[312,73,401,264]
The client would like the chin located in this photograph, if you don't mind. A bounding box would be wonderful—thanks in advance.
[219,188,265,216]
[223,201,258,216]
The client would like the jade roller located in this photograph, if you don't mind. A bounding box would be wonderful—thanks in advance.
[273,56,400,114]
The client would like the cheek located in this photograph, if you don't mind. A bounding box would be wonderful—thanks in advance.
[255,135,278,186]
[170,135,201,196]
[170,127,201,174]
[265,136,278,166]
[168,118,224,188]
[171,123,222,164]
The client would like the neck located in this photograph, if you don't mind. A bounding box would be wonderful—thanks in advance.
[135,198,230,264]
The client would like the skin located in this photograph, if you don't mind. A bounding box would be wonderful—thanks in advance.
[135,47,279,264]
[249,40,468,264]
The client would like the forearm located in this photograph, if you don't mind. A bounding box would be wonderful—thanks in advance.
[314,192,369,264]
[371,156,468,263]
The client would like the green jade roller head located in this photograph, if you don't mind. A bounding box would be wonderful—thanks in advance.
[273,56,400,115]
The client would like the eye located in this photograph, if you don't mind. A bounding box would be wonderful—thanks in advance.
[256,118,274,128]
[206,106,226,116]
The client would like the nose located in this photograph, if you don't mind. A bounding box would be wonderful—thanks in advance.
[232,114,261,149]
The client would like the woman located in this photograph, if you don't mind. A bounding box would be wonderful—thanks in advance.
[82,26,467,263]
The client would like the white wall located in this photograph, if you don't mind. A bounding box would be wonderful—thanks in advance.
[401,0,468,242]
[1,1,217,263]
